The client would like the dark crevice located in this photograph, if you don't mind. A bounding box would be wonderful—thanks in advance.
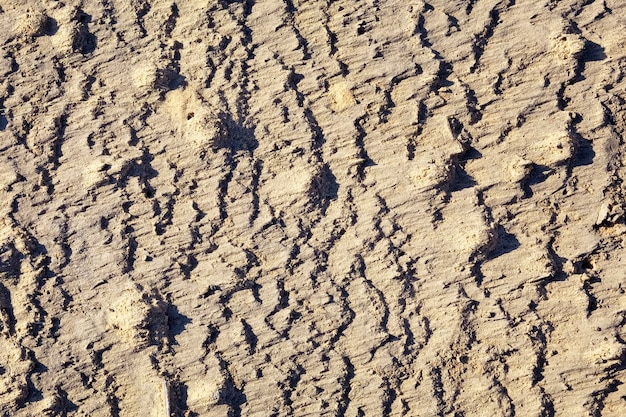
[325,25,338,56]
[249,159,263,225]
[529,324,552,387]
[241,319,258,353]
[493,57,512,95]
[521,164,552,199]
[282,0,312,60]
[469,1,515,74]
[382,379,397,417]
[328,283,355,346]
[51,113,68,170]
[282,364,305,410]
[466,0,479,15]
[122,225,137,274]
[538,390,556,417]
[337,355,355,416]
[132,0,151,37]
[431,367,446,417]
[582,274,601,317]
[0,283,17,336]
[354,116,375,180]
[166,379,196,417]
[154,195,176,236]
[286,69,326,150]
[377,89,395,124]
[588,379,622,417]
[163,3,179,37]
[215,354,247,417]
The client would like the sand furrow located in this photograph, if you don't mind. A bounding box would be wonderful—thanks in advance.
[0,0,626,416]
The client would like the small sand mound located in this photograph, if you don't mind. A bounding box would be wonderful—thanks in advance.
[185,107,229,151]
[264,163,337,213]
[51,9,95,55]
[52,22,88,54]
[133,63,182,92]
[411,153,455,191]
[0,341,33,408]
[107,285,168,349]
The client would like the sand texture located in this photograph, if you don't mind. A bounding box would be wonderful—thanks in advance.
[1,0,626,416]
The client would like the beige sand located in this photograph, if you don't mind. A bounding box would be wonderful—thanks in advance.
[1,0,626,416]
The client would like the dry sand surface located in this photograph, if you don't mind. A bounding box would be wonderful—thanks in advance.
[1,0,626,416]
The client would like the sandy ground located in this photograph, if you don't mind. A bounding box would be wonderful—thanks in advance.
[1,0,626,416]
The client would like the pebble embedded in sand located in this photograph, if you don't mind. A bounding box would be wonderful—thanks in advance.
[17,9,49,38]
[82,157,112,189]
[595,201,623,225]
[329,81,356,111]
[132,63,159,90]
[532,133,574,167]
[264,163,335,212]
[185,107,228,150]
[587,343,624,365]
[464,223,498,260]
[266,166,316,205]
[596,201,611,225]
[551,33,586,61]
[107,290,150,344]
[186,377,234,412]
[0,160,20,192]
[508,155,533,183]
[411,153,454,191]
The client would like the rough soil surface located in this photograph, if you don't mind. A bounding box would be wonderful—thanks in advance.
[1,1,626,416]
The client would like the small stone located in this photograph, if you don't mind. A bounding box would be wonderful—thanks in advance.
[18,9,49,38]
